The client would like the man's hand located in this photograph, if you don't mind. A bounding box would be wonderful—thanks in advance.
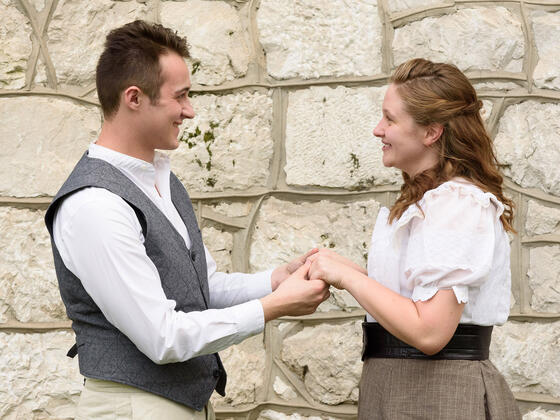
[261,261,330,322]
[270,248,318,291]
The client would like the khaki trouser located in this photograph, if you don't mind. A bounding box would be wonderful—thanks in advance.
[76,378,216,420]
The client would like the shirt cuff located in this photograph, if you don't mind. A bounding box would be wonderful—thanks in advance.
[248,269,273,299]
[233,299,266,337]
[411,284,469,304]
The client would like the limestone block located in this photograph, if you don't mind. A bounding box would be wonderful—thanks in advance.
[490,321,560,398]
[47,0,151,87]
[161,0,250,86]
[0,96,101,197]
[481,100,493,123]
[258,411,342,420]
[393,8,525,73]
[249,196,379,312]
[532,11,560,91]
[250,198,373,311]
[273,376,298,401]
[281,321,362,405]
[526,200,560,236]
[388,0,448,14]
[0,331,82,419]
[0,208,64,323]
[495,101,560,196]
[171,91,273,192]
[30,0,45,12]
[523,408,560,420]
[202,226,233,273]
[0,1,32,89]
[257,0,382,80]
[204,201,253,218]
[285,86,401,188]
[33,56,48,87]
[211,334,265,407]
[527,246,560,313]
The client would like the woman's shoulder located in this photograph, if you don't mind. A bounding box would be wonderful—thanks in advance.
[420,178,505,216]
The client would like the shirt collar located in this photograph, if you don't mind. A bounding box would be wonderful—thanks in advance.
[88,143,170,193]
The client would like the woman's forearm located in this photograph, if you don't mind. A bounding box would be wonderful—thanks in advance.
[344,272,464,355]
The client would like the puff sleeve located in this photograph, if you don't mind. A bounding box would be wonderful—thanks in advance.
[404,184,504,304]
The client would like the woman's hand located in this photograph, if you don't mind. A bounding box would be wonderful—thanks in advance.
[309,248,367,275]
[307,252,357,290]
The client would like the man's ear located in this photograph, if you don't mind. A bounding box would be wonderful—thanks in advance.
[424,123,443,147]
[122,86,143,111]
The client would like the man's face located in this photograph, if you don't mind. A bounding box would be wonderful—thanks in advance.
[139,52,194,152]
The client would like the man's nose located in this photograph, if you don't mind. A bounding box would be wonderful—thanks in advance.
[182,102,195,120]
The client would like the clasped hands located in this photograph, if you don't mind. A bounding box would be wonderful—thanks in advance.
[264,248,366,321]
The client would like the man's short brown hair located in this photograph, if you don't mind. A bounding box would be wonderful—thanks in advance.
[96,20,190,119]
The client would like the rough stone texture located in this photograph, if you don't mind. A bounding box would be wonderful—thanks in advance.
[29,0,45,12]
[249,196,377,312]
[495,101,560,197]
[258,411,342,420]
[211,334,266,407]
[285,86,401,188]
[388,0,448,14]
[526,200,560,236]
[532,11,560,91]
[257,0,382,80]
[201,226,233,273]
[204,201,253,218]
[523,408,560,420]
[0,208,64,323]
[0,331,81,419]
[491,321,560,398]
[250,197,379,311]
[171,91,273,192]
[33,56,48,87]
[481,100,493,123]
[527,246,560,313]
[0,96,101,197]
[0,0,33,89]
[393,8,525,73]
[281,321,362,405]
[273,376,298,401]
[47,0,151,87]
[161,0,250,86]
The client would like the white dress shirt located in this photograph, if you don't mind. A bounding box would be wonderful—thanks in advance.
[53,144,272,364]
[366,179,511,326]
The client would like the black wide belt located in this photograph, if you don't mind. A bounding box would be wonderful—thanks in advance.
[362,322,492,361]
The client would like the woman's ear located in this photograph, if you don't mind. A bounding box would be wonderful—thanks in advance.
[123,86,143,111]
[424,123,443,147]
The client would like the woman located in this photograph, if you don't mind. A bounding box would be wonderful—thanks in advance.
[308,58,521,419]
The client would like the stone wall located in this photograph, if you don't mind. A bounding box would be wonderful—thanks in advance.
[1,0,560,418]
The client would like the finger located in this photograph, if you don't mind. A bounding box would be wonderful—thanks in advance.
[306,253,318,263]
[292,259,311,277]
[302,248,319,259]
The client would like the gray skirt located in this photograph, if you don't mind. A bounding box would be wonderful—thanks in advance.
[358,358,521,420]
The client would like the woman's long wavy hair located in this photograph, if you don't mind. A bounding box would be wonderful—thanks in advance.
[388,58,515,233]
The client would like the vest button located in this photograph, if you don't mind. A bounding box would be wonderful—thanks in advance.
[191,252,196,262]
[212,369,220,378]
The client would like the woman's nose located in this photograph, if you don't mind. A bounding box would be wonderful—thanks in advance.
[373,121,384,138]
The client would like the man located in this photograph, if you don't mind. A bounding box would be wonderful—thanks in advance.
[44,20,330,419]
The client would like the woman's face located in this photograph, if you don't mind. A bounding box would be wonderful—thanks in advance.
[373,84,438,177]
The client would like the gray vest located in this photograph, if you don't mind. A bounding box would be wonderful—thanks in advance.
[44,153,226,411]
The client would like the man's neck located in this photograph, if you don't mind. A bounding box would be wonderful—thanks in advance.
[96,120,154,163]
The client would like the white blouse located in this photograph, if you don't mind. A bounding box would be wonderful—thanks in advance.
[366,179,511,326]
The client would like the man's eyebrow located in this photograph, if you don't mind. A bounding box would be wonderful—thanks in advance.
[175,87,190,95]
